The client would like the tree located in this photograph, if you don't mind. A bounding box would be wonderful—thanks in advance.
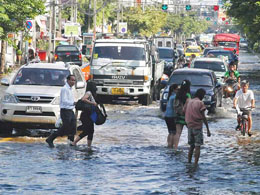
[223,0,260,49]
[0,0,45,73]
[123,6,167,37]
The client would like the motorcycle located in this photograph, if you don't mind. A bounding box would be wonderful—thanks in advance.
[223,78,238,99]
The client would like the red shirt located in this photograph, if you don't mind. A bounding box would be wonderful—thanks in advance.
[184,97,206,129]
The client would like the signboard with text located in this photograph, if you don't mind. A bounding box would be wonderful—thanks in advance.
[64,23,81,37]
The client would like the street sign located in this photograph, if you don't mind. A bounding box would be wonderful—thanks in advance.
[64,23,81,37]
[26,20,33,30]
[162,4,168,11]
[119,22,127,34]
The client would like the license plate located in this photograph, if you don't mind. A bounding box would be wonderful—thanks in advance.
[26,106,42,113]
[112,88,124,95]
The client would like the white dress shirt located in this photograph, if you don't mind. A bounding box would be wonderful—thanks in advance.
[60,82,75,110]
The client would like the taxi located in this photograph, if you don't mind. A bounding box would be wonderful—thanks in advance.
[184,46,202,57]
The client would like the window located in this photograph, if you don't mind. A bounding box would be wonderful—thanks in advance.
[166,41,171,47]
[93,46,145,61]
[169,74,213,87]
[13,68,70,86]
[158,41,163,47]
[194,61,226,72]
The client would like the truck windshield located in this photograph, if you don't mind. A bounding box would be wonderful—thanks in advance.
[218,42,237,48]
[13,68,70,86]
[158,49,174,59]
[93,46,145,60]
[169,74,213,87]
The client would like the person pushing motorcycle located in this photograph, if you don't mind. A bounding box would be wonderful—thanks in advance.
[233,80,255,136]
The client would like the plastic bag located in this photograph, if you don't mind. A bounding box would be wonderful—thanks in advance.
[55,116,63,128]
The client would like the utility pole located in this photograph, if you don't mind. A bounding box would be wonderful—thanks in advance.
[93,0,96,39]
[87,0,91,33]
[117,0,120,35]
[102,8,104,34]
[52,0,56,54]
[58,0,62,37]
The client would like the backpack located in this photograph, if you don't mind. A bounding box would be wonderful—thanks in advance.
[173,98,184,116]
[93,104,107,125]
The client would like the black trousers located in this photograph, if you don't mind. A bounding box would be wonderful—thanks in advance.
[56,109,76,141]
[78,111,94,141]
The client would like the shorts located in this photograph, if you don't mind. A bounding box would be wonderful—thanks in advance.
[188,128,203,147]
[165,117,176,134]
[239,108,252,117]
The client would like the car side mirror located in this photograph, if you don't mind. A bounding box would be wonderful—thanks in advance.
[75,81,85,89]
[216,82,221,88]
[1,78,10,86]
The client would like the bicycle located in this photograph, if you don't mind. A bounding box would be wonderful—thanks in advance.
[234,107,252,136]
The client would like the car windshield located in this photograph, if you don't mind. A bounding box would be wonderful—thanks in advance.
[186,48,200,53]
[207,51,233,60]
[194,61,226,72]
[56,46,78,52]
[169,73,213,87]
[158,49,174,58]
[218,42,237,48]
[13,68,70,86]
[93,46,145,60]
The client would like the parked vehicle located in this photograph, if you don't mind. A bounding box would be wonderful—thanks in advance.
[213,33,240,55]
[54,45,82,66]
[90,38,164,105]
[158,47,176,76]
[190,57,228,84]
[0,62,86,133]
[206,50,238,66]
[160,68,222,113]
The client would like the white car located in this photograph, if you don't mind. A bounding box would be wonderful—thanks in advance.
[190,57,228,84]
[0,62,86,132]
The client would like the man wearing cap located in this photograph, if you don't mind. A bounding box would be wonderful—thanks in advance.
[233,80,255,136]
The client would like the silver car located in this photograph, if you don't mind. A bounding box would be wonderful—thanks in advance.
[0,62,86,131]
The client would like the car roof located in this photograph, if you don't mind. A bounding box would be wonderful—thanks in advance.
[193,57,223,62]
[208,50,233,53]
[20,62,77,70]
[158,47,173,50]
[56,45,78,47]
[186,46,200,49]
[95,39,148,43]
[172,68,213,75]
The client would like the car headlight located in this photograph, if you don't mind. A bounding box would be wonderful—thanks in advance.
[162,92,168,100]
[203,95,211,101]
[52,96,60,105]
[3,94,17,103]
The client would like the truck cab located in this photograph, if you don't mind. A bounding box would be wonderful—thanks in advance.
[90,39,164,105]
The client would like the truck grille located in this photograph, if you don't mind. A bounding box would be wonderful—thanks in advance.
[16,96,54,103]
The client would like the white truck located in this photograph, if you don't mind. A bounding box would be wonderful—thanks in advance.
[90,39,164,105]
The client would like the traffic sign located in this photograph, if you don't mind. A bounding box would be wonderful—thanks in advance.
[26,20,33,30]
[162,4,168,11]
[186,5,191,11]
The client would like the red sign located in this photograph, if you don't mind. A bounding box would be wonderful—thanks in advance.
[222,17,226,21]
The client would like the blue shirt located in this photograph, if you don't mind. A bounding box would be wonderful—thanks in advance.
[165,92,176,117]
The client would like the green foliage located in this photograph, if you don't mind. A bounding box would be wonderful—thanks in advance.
[0,0,45,40]
[16,49,22,55]
[223,0,260,46]
[123,6,167,37]
[164,13,209,37]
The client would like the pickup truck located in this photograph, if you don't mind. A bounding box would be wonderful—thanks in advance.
[90,38,164,105]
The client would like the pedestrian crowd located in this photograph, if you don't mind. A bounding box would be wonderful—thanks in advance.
[164,80,210,166]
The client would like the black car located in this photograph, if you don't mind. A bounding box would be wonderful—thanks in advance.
[206,50,238,65]
[158,47,177,76]
[202,47,223,56]
[160,68,223,113]
[54,45,82,66]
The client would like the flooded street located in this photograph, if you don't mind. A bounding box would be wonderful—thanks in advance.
[0,50,260,194]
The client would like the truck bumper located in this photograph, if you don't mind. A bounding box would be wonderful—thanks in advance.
[96,85,150,97]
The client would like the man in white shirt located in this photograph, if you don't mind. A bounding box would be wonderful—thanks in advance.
[233,80,255,136]
[46,75,76,147]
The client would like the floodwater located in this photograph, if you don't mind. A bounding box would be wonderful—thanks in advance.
[0,49,259,194]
